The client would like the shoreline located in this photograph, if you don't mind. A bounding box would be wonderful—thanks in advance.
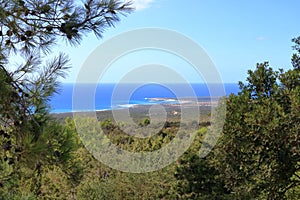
[51,96,220,114]
[51,99,217,122]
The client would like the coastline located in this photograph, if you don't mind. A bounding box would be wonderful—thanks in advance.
[51,98,218,122]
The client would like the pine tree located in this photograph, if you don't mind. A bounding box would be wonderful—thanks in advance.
[0,0,133,197]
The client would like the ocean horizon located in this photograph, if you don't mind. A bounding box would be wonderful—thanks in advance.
[50,83,240,113]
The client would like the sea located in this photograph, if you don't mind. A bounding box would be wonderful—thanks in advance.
[49,83,240,113]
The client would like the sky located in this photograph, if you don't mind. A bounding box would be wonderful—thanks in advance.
[56,0,300,83]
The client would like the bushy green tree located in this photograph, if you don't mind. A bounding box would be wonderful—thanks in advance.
[175,152,231,200]
[213,38,300,199]
[171,127,231,200]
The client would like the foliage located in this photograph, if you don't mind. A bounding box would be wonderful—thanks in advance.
[0,0,133,199]
[212,41,300,199]
[170,127,232,200]
[0,119,81,198]
[1,1,299,199]
[0,0,133,54]
[67,117,179,199]
[140,118,151,127]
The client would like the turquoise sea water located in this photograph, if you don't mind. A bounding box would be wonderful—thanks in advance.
[50,83,239,113]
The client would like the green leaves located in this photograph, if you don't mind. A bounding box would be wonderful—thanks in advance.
[240,62,278,99]
[213,42,300,199]
[0,0,134,54]
[0,1,134,198]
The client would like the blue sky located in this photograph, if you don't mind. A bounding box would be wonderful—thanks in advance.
[57,0,300,83]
